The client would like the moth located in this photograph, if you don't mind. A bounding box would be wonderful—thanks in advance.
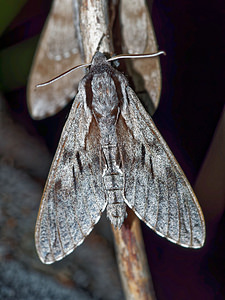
[35,52,205,264]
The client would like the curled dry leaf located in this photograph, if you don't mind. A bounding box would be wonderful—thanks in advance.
[120,0,161,114]
[27,0,83,120]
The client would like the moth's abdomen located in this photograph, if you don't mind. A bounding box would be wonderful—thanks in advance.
[101,144,126,228]
[105,179,126,228]
[104,171,126,228]
[107,200,127,228]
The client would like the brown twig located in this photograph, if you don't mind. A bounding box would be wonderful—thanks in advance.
[112,209,156,300]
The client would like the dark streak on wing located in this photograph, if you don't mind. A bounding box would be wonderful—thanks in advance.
[149,156,154,180]
[72,165,76,190]
[62,148,73,164]
[141,144,145,167]
[55,179,62,191]
[84,74,93,109]
[76,151,83,174]
[111,74,124,105]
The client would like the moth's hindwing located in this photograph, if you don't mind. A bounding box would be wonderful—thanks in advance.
[117,86,205,248]
[35,87,107,264]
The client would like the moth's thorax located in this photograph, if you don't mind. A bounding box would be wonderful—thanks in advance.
[91,71,120,145]
[91,72,119,117]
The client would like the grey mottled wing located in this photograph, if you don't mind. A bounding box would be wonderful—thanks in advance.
[35,89,107,264]
[118,86,205,248]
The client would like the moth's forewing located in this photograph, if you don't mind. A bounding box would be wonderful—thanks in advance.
[117,86,205,248]
[35,84,107,264]
[27,0,83,120]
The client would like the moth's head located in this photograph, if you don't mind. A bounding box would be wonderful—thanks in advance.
[91,52,109,67]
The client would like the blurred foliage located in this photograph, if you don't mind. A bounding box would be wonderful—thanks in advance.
[0,0,41,92]
[0,0,28,36]
[0,37,39,91]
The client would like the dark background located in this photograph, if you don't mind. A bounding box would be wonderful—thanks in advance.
[0,0,224,299]
[147,1,225,299]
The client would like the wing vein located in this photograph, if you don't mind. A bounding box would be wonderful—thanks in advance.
[79,175,95,226]
[71,199,86,239]
[86,158,102,213]
[133,162,138,210]
[186,194,193,247]
[153,170,160,230]
[47,202,55,262]
[143,173,149,222]
[166,177,170,239]
[54,190,65,257]
[71,167,87,239]
[175,181,181,244]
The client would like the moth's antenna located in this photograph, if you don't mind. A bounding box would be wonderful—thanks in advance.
[107,51,166,63]
[36,51,165,88]
[96,33,106,52]
[36,62,91,88]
